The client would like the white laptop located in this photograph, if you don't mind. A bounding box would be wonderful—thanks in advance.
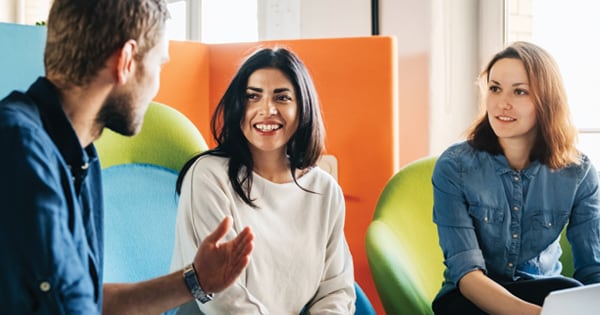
[540,283,600,315]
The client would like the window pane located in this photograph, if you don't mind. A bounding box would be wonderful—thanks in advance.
[530,0,600,130]
[201,0,258,43]
[166,1,187,40]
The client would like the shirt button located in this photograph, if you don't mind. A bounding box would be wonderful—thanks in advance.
[512,234,518,239]
[514,176,519,181]
[513,206,519,211]
[39,281,51,292]
[547,222,552,227]
[508,262,514,268]
[483,216,488,222]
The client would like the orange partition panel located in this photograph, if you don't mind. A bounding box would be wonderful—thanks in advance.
[154,40,211,139]
[157,37,398,314]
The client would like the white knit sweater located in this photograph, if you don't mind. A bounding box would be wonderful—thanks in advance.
[170,155,356,314]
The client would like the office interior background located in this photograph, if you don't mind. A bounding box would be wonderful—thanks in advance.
[1,0,598,168]
[1,0,599,314]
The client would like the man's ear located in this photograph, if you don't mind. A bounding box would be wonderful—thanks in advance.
[115,39,137,85]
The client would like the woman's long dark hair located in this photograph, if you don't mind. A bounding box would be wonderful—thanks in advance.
[176,47,325,207]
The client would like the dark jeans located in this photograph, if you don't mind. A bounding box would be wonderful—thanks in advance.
[432,277,583,315]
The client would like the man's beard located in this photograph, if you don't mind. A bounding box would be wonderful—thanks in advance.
[97,89,141,137]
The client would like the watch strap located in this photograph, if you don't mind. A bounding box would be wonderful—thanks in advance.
[183,263,214,303]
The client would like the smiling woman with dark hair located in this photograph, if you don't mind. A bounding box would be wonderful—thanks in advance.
[170,47,356,314]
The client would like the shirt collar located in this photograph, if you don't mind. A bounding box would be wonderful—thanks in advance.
[26,77,97,192]
[491,153,541,179]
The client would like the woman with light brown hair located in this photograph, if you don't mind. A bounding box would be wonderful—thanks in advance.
[432,41,600,315]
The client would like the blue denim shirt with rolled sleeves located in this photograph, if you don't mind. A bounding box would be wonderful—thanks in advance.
[432,141,600,299]
[0,78,104,314]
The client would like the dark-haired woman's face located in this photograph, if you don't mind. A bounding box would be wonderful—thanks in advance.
[241,68,299,158]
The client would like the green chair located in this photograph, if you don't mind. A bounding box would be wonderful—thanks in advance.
[96,101,208,172]
[559,228,574,278]
[366,156,577,315]
[366,156,441,315]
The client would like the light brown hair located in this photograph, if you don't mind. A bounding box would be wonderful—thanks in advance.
[44,0,169,87]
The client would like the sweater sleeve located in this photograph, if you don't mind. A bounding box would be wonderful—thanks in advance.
[305,182,356,314]
[170,157,269,314]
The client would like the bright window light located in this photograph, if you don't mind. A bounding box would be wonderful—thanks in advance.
[201,0,258,43]
[166,1,187,41]
[531,0,600,130]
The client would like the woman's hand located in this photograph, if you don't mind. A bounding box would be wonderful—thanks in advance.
[459,270,542,315]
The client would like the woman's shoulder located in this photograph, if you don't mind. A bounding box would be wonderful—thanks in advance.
[558,152,598,180]
[193,153,228,166]
[439,141,477,159]
[186,153,229,177]
[437,141,476,168]
[435,141,493,175]
[299,166,343,195]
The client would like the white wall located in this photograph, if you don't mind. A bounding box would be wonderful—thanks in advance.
[300,0,370,38]
[0,0,53,24]
[381,0,430,55]
[0,0,17,23]
[257,0,300,40]
[258,0,370,40]
[429,0,480,155]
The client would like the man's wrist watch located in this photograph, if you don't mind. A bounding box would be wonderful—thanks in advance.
[183,263,214,303]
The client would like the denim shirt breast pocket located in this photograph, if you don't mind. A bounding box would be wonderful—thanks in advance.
[528,210,570,243]
[469,206,506,242]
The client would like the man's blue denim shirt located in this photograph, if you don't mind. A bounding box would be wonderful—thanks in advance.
[0,78,104,314]
[433,141,600,299]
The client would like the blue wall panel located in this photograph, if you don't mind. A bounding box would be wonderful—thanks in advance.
[0,22,46,98]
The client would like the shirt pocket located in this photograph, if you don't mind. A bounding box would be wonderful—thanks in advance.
[526,211,569,253]
[469,205,505,240]
[530,211,569,232]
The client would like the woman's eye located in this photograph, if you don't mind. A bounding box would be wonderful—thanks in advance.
[277,95,292,102]
[515,89,529,96]
[246,93,259,100]
[489,85,500,93]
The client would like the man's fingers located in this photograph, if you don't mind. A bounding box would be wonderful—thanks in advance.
[232,227,254,256]
[204,216,232,244]
[230,257,251,277]
[235,227,254,245]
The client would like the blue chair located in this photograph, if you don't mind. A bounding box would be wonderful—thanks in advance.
[95,101,208,284]
[355,282,376,315]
